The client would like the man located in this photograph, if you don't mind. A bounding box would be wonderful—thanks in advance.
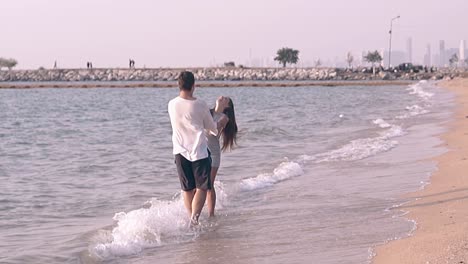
[168,71,226,225]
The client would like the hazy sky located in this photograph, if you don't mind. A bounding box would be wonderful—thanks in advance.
[2,0,467,69]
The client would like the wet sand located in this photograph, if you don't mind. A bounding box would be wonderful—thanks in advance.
[373,78,468,263]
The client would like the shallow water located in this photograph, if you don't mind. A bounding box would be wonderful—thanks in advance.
[0,81,454,263]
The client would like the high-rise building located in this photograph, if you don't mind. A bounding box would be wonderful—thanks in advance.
[424,44,432,66]
[406,38,413,63]
[439,40,446,67]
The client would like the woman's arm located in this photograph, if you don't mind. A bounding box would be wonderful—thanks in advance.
[217,114,229,132]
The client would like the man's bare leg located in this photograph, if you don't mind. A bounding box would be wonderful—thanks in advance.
[182,189,195,217]
[190,188,207,224]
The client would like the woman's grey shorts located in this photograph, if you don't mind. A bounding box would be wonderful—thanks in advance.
[209,146,221,167]
[210,152,220,168]
[208,135,221,168]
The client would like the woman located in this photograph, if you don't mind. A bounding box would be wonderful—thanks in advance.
[207,96,238,217]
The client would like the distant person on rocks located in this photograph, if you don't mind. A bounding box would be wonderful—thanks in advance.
[206,96,238,217]
[168,71,228,225]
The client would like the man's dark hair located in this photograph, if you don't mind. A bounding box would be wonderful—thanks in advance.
[178,71,195,91]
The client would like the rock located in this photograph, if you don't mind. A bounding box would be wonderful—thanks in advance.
[0,68,458,83]
[379,71,390,80]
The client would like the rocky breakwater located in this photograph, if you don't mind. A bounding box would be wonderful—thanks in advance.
[0,67,465,82]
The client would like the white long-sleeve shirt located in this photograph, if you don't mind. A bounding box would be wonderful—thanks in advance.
[168,96,217,161]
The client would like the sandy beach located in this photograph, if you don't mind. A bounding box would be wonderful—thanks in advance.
[373,78,468,263]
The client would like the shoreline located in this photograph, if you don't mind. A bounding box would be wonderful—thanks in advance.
[0,80,415,89]
[373,78,468,263]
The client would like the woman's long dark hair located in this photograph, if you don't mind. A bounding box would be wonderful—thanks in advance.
[221,98,238,152]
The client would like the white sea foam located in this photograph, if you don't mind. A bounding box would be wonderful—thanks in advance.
[212,181,228,210]
[91,182,228,260]
[317,137,399,162]
[239,161,304,191]
[407,80,434,101]
[373,118,391,128]
[91,197,189,260]
[395,81,434,119]
[382,124,404,138]
[302,123,404,162]
[407,105,429,116]
[396,105,429,119]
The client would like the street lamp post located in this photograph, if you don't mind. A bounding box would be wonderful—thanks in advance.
[388,15,400,68]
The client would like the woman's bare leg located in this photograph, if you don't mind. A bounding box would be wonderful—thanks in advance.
[207,167,219,217]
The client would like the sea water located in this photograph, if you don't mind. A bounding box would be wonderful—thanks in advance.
[0,81,454,263]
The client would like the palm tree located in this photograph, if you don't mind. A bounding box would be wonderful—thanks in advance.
[274,47,299,67]
[0,58,18,70]
[363,51,383,75]
[449,53,459,67]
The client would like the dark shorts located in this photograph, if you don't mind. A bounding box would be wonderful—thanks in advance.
[174,154,212,191]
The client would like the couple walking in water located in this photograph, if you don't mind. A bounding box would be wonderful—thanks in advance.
[168,71,238,225]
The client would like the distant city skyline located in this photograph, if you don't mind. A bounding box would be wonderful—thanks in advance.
[2,0,468,69]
